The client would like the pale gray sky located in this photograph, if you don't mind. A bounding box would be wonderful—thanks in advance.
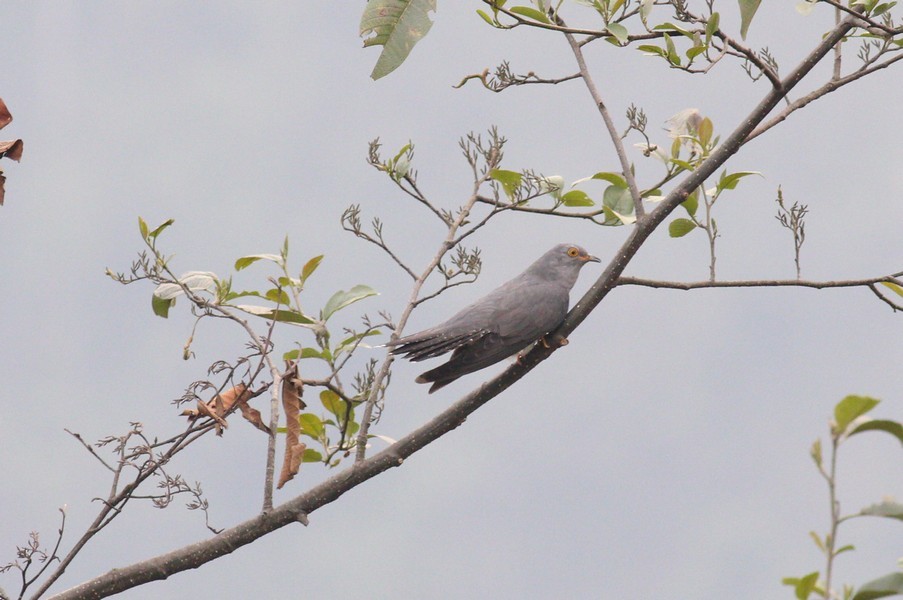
[1,3,900,599]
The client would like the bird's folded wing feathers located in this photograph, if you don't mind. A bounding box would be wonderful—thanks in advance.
[391,327,491,362]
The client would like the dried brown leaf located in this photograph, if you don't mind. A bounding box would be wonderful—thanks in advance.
[277,361,305,489]
[0,172,5,206]
[0,98,10,130]
[238,402,271,434]
[0,139,23,162]
[215,383,249,412]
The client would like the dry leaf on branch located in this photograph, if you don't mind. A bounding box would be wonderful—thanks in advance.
[0,97,24,207]
[277,361,306,489]
[0,98,11,130]
[181,383,270,436]
[0,139,23,162]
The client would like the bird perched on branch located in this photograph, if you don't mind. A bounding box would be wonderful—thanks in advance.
[390,243,600,393]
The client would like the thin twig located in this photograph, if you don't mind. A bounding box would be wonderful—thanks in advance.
[561,24,645,219]
[747,54,903,142]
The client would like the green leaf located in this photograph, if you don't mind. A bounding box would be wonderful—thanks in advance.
[476,9,496,26]
[283,347,329,361]
[653,22,694,37]
[681,189,699,216]
[602,184,633,213]
[560,190,595,207]
[301,255,324,285]
[607,22,629,44]
[697,118,713,147]
[360,0,437,80]
[809,530,826,554]
[152,294,174,318]
[859,499,903,521]
[320,390,345,418]
[138,216,149,240]
[686,44,707,60]
[716,170,761,193]
[509,6,551,23]
[637,44,667,57]
[852,572,903,600]
[834,395,880,433]
[669,218,697,237]
[148,219,174,239]
[810,438,823,468]
[234,305,315,324]
[663,33,681,66]
[234,253,283,271]
[835,544,855,556]
[848,419,903,446]
[793,571,820,600]
[302,448,324,463]
[873,2,897,16]
[489,169,523,200]
[335,329,382,356]
[264,288,291,305]
[705,12,720,44]
[298,413,325,439]
[589,172,627,188]
[880,281,903,298]
[738,0,762,40]
[322,284,379,321]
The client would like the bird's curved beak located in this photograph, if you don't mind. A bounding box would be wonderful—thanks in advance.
[582,253,601,263]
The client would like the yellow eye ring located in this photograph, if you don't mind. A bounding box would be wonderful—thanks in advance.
[567,247,579,257]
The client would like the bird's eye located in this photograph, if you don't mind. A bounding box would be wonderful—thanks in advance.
[567,247,579,257]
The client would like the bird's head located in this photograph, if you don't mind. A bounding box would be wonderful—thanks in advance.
[530,243,601,286]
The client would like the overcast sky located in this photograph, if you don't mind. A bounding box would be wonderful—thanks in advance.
[1,3,901,599]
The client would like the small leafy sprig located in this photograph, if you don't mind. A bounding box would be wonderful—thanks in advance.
[783,395,903,600]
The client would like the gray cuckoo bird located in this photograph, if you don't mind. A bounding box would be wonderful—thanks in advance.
[390,243,600,393]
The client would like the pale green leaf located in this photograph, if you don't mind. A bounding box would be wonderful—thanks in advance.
[848,418,903,446]
[360,0,437,80]
[607,22,629,44]
[320,390,345,418]
[509,6,551,23]
[152,294,174,319]
[560,190,594,207]
[235,305,315,324]
[489,169,523,200]
[302,448,324,463]
[739,0,762,40]
[234,253,283,271]
[834,395,880,432]
[148,218,174,239]
[705,12,720,43]
[682,189,699,216]
[880,281,903,298]
[669,218,697,237]
[860,500,903,521]
[637,44,667,57]
[576,172,627,188]
[716,170,762,193]
[322,284,379,321]
[298,413,325,439]
[851,572,903,600]
[300,255,325,285]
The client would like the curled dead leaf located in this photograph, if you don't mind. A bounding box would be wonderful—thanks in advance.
[0,98,10,130]
[277,361,305,489]
[0,139,23,162]
[182,383,269,436]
